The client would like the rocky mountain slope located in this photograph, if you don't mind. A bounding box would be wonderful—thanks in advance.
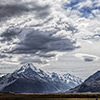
[0,63,82,93]
[67,70,100,93]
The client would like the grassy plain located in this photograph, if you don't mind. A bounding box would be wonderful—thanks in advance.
[0,93,100,100]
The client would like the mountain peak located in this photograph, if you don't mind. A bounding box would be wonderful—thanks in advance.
[15,63,38,74]
[0,63,82,93]
[93,70,100,76]
[22,63,37,71]
[84,70,100,82]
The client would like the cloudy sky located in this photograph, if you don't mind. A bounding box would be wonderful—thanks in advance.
[0,0,100,80]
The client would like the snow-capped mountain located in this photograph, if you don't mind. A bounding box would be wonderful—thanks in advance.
[0,73,7,77]
[0,63,82,93]
[67,70,100,93]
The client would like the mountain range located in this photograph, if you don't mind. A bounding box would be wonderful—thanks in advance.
[0,63,82,93]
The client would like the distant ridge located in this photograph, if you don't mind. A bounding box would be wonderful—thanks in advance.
[66,71,100,93]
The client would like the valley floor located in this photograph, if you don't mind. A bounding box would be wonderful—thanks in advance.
[0,93,100,100]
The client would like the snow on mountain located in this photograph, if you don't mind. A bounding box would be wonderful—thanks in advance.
[0,63,82,93]
[67,70,100,93]
[63,73,82,86]
[0,73,7,77]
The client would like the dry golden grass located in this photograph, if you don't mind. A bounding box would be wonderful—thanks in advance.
[0,93,100,100]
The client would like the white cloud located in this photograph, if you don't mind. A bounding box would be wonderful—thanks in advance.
[74,53,99,62]
[0,0,79,67]
[0,0,100,79]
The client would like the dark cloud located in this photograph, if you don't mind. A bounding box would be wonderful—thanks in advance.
[19,58,44,64]
[35,5,50,19]
[7,29,77,54]
[0,4,29,21]
[29,3,50,19]
[18,54,49,64]
[0,1,50,22]
[0,0,78,64]
[0,54,7,58]
[0,54,12,59]
[84,56,94,62]
[38,53,56,58]
[0,27,21,41]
